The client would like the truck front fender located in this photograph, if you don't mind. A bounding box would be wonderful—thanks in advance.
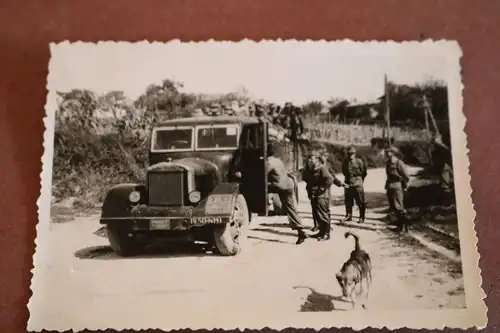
[192,182,244,218]
[101,183,147,220]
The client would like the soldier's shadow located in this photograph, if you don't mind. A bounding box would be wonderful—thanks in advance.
[248,235,293,245]
[259,222,294,229]
[251,227,297,237]
[293,286,347,312]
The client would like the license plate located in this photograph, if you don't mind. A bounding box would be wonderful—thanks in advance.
[150,219,171,230]
[190,216,225,225]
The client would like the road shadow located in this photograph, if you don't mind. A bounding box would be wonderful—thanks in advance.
[296,212,386,232]
[258,222,291,229]
[248,235,293,245]
[74,242,217,260]
[251,227,297,237]
[372,207,391,214]
[331,221,381,232]
[329,192,388,210]
[293,286,347,312]
[328,213,387,224]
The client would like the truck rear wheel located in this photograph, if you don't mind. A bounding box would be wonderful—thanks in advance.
[107,222,141,257]
[213,194,249,256]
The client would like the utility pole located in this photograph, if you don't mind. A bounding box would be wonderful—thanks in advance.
[423,96,433,167]
[384,74,392,146]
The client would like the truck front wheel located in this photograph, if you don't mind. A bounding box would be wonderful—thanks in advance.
[107,222,142,257]
[213,194,249,256]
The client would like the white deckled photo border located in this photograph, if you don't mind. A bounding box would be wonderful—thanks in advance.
[28,39,487,331]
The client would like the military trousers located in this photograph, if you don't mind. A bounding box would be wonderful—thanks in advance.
[278,189,306,230]
[311,197,331,235]
[345,185,366,215]
[386,183,407,225]
[386,185,404,212]
[309,200,319,229]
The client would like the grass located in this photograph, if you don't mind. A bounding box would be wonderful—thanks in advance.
[303,120,428,145]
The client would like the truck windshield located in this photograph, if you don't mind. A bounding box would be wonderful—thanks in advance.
[151,127,194,152]
[196,124,239,150]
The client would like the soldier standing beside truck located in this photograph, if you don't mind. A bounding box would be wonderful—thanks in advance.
[341,145,368,223]
[267,143,310,245]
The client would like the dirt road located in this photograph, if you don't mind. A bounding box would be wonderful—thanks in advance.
[31,168,465,329]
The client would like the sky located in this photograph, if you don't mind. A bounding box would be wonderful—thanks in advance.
[48,40,458,105]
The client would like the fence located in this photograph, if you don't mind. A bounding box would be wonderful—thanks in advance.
[302,115,430,145]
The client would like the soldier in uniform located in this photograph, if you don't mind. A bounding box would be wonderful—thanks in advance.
[254,103,265,119]
[267,143,310,245]
[302,155,319,232]
[341,146,368,223]
[385,146,411,233]
[209,103,221,116]
[320,151,336,223]
[304,151,346,241]
[223,103,236,116]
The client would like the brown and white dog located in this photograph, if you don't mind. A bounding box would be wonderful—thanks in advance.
[336,231,372,309]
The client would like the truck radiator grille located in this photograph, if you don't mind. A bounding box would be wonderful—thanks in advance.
[148,172,184,206]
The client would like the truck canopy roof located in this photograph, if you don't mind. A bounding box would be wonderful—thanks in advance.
[156,115,260,127]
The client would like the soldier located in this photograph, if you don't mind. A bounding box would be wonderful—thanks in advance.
[254,103,265,119]
[223,103,236,116]
[305,151,346,241]
[302,155,319,232]
[432,135,454,203]
[385,146,411,233]
[320,151,335,223]
[341,145,368,223]
[267,143,310,245]
[290,106,305,141]
[209,103,221,116]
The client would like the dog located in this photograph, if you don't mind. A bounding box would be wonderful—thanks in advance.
[335,231,372,309]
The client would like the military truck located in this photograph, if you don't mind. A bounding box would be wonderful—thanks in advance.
[99,115,303,257]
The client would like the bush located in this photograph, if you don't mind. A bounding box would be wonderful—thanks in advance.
[52,116,150,205]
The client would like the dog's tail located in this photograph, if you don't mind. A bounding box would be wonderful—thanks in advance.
[345,231,361,252]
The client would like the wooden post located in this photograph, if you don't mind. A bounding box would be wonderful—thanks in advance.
[423,100,433,166]
[424,95,440,136]
[384,74,392,146]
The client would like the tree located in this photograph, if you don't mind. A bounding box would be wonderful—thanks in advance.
[134,79,194,119]
[56,89,98,128]
[302,101,323,115]
[327,98,350,122]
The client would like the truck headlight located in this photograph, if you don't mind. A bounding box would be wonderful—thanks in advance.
[188,190,201,204]
[128,190,141,203]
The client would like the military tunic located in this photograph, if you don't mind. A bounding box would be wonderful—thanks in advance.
[304,164,341,236]
[385,157,410,213]
[267,155,305,230]
[342,156,368,219]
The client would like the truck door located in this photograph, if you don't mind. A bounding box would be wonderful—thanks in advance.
[240,121,268,216]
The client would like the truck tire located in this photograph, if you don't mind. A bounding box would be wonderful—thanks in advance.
[213,194,249,256]
[107,222,141,257]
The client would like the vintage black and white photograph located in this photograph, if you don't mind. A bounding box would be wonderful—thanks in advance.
[28,40,485,331]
